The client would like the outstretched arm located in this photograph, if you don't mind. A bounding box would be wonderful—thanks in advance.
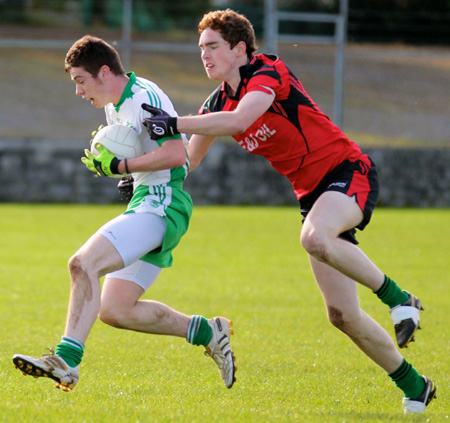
[180,91,274,136]
[142,90,275,140]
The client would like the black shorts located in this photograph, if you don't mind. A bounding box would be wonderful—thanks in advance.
[298,156,379,244]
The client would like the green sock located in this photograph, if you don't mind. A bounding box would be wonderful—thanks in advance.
[55,336,85,368]
[389,359,425,399]
[373,275,409,308]
[186,315,213,347]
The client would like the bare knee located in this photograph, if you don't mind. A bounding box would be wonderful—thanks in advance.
[301,229,331,262]
[328,306,345,329]
[98,301,144,329]
[68,253,94,290]
[99,306,127,328]
[68,254,86,279]
[327,305,361,336]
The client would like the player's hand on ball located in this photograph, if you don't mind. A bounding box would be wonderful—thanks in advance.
[82,149,97,173]
[81,143,121,177]
[117,175,134,201]
[142,103,179,140]
[89,124,104,147]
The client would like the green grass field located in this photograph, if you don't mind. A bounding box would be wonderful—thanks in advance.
[0,205,448,422]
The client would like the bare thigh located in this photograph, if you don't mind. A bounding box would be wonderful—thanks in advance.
[101,277,145,313]
[302,191,363,242]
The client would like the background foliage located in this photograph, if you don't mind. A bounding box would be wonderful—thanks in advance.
[1,0,449,44]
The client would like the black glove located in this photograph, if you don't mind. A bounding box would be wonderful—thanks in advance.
[142,103,179,140]
[117,175,134,201]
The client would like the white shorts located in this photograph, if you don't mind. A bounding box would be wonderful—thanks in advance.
[98,212,167,291]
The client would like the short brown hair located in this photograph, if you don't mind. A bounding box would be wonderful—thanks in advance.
[198,9,257,59]
[64,35,125,77]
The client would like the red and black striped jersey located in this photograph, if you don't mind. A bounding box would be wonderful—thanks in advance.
[199,54,363,199]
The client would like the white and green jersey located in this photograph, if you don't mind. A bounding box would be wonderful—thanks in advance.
[103,72,192,268]
[104,72,189,189]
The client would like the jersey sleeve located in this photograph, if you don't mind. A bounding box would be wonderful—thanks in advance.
[153,133,183,147]
[246,61,290,100]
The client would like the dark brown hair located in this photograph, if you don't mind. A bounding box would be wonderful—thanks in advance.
[64,35,125,77]
[198,9,257,59]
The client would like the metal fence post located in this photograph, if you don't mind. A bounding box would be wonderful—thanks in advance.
[121,0,132,71]
[334,0,348,128]
[264,0,278,55]
[263,0,348,127]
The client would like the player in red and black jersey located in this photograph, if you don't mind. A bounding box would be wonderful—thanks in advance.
[200,53,364,200]
[142,9,436,413]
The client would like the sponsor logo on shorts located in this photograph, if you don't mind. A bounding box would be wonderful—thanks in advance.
[328,181,347,188]
[150,200,160,208]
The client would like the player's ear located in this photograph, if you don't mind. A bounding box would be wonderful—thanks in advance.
[99,65,111,80]
[235,41,247,58]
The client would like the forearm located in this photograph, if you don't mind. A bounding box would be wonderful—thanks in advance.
[117,140,186,173]
[142,92,274,140]
[177,111,248,136]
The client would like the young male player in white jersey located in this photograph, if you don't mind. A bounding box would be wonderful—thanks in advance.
[12,35,236,391]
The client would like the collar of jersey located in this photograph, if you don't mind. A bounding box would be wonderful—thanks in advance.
[114,72,137,111]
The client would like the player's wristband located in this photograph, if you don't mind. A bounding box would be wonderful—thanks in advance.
[110,158,121,175]
[124,159,130,174]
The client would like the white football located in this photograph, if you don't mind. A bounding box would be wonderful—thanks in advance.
[91,124,144,161]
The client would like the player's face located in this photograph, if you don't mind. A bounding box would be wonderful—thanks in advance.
[70,66,109,108]
[199,28,243,82]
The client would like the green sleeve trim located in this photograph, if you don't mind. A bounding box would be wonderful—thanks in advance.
[155,133,182,147]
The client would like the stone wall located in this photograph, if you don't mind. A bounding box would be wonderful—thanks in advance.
[0,139,449,207]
